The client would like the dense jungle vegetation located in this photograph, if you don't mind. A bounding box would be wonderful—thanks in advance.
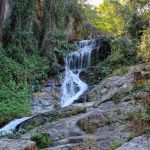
[0,0,149,126]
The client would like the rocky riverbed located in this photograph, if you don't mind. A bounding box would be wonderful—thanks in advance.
[0,63,150,150]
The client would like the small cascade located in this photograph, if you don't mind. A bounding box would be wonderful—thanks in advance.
[0,117,31,136]
[61,39,102,107]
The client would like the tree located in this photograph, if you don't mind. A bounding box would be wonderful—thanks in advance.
[95,0,131,37]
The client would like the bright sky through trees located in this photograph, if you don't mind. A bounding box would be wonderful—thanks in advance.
[86,0,103,7]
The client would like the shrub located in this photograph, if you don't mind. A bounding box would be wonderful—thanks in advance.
[31,133,53,149]
[0,81,31,126]
[112,66,128,76]
[138,29,150,62]
[127,109,150,135]
[25,54,49,91]
[97,51,128,79]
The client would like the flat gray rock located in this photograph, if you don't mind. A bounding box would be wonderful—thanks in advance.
[117,135,150,150]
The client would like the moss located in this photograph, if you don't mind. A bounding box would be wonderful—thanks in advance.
[109,140,122,150]
[73,107,87,115]
[113,97,121,104]
[127,133,134,142]
[77,120,97,134]
[84,124,97,134]
[59,107,87,118]
[31,133,53,149]
[48,114,60,123]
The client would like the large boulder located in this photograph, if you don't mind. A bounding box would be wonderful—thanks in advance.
[76,111,109,134]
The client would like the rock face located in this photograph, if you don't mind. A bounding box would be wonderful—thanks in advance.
[0,139,36,150]
[0,0,9,40]
[0,63,149,150]
[67,15,81,42]
[77,72,135,106]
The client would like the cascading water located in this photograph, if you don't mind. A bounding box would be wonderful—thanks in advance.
[0,117,31,136]
[61,39,101,107]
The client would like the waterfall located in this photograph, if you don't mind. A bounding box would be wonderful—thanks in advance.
[61,39,101,107]
[0,39,102,137]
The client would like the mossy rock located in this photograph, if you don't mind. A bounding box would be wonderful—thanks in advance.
[77,112,108,134]
[17,116,47,131]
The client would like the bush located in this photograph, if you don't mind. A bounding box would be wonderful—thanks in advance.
[111,36,138,62]
[138,29,150,62]
[31,133,53,149]
[25,54,49,91]
[128,109,150,135]
[97,50,129,79]
[0,45,49,126]
[0,81,31,126]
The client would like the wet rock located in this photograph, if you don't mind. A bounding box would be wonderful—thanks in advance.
[116,135,150,150]
[80,68,99,85]
[0,139,36,150]
[17,116,48,131]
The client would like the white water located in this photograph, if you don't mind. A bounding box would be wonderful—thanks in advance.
[0,117,31,136]
[61,39,101,107]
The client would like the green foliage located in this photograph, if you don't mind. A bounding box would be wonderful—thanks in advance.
[31,133,53,149]
[83,0,150,65]
[0,43,49,125]
[25,54,49,91]
[42,29,76,75]
[10,0,36,27]
[6,44,25,64]
[0,81,31,126]
[97,50,129,79]
[138,28,150,62]
[95,0,131,37]
[57,0,83,29]
[48,114,60,123]
[0,0,83,127]
[128,12,144,38]
[0,45,31,125]
[111,36,138,61]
